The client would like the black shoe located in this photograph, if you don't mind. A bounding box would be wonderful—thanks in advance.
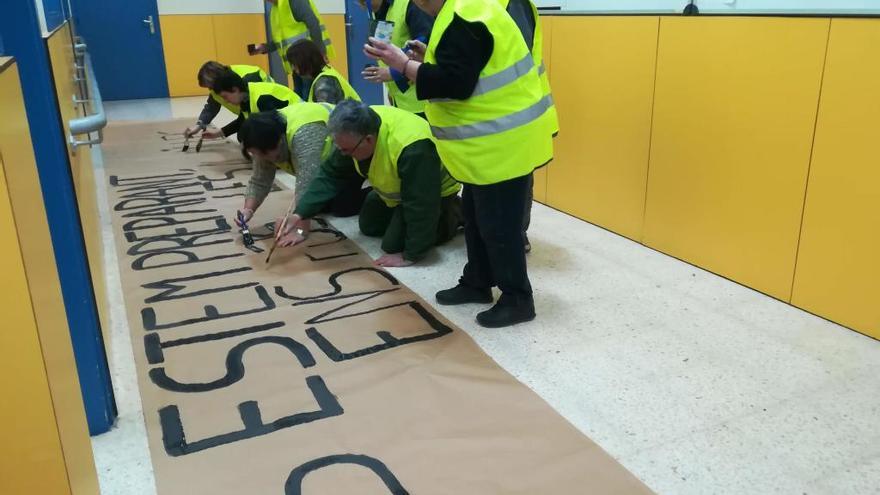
[476,302,536,328]
[435,284,493,306]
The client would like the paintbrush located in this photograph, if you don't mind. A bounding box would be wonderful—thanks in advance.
[265,194,299,264]
[181,135,191,152]
[237,211,255,247]
[195,136,205,152]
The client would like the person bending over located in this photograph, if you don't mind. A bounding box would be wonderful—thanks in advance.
[275,100,462,267]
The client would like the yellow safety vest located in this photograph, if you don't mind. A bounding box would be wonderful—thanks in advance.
[353,105,460,207]
[497,0,558,136]
[424,0,554,185]
[380,0,425,114]
[270,0,335,74]
[242,81,301,118]
[308,65,362,102]
[275,102,335,174]
[210,64,272,115]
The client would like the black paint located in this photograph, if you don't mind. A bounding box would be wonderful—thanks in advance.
[149,335,317,392]
[142,284,276,330]
[144,320,285,364]
[285,454,409,495]
[141,266,255,304]
[158,375,343,456]
[306,301,453,362]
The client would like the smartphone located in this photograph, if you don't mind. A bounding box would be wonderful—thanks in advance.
[369,20,394,44]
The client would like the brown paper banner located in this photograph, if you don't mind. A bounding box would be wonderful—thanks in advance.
[101,120,652,494]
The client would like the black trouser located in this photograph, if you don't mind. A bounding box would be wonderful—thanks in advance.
[360,192,462,254]
[460,173,533,306]
[523,172,533,238]
[320,174,370,217]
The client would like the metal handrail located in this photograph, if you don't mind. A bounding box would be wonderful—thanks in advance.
[69,42,106,151]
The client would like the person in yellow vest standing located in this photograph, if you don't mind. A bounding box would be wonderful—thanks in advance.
[275,100,462,267]
[499,0,558,253]
[364,0,554,326]
[236,103,367,231]
[208,69,301,140]
[285,39,361,103]
[252,0,335,99]
[184,61,273,139]
[358,0,433,117]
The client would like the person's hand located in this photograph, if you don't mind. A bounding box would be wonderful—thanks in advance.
[374,253,414,267]
[184,125,202,139]
[274,214,310,247]
[363,37,408,72]
[362,65,392,83]
[202,129,224,140]
[404,39,427,63]
[234,207,254,228]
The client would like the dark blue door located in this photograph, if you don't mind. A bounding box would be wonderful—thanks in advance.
[345,0,383,105]
[69,0,168,100]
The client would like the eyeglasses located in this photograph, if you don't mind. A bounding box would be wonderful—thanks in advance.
[339,134,367,156]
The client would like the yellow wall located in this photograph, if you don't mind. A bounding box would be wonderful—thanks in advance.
[791,19,880,339]
[0,59,99,495]
[546,16,659,241]
[160,13,348,97]
[642,17,829,300]
[534,15,877,338]
[161,15,219,96]
[324,14,349,85]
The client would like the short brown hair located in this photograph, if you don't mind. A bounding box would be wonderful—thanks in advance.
[286,40,326,77]
[197,61,228,87]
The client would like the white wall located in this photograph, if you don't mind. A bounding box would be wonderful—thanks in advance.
[157,0,345,15]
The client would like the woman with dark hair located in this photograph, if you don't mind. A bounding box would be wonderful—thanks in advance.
[286,39,361,104]
[184,61,272,138]
[206,69,300,140]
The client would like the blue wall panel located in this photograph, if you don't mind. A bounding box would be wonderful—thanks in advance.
[0,1,116,435]
[41,0,67,32]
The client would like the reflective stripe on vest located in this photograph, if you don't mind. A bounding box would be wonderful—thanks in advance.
[429,52,534,103]
[280,25,330,47]
[431,94,552,141]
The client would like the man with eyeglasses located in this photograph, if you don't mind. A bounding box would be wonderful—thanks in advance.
[275,99,462,267]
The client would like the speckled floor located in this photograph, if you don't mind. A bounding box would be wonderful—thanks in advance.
[91,97,880,495]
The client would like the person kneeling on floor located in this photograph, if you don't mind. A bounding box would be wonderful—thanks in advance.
[275,99,462,267]
[237,103,368,233]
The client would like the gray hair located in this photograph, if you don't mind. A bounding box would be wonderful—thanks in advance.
[327,99,380,137]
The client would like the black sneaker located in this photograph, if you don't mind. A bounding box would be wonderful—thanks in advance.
[435,284,493,306]
[476,302,536,328]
